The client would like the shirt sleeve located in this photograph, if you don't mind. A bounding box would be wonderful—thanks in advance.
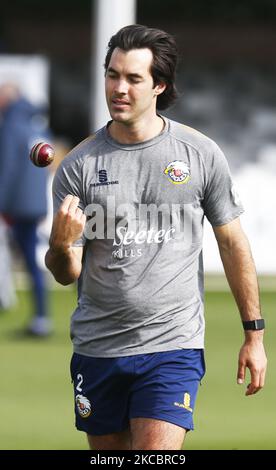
[52,158,86,247]
[202,142,244,226]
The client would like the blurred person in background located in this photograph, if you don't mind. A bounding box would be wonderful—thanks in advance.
[0,82,51,336]
[0,215,16,310]
[45,25,267,449]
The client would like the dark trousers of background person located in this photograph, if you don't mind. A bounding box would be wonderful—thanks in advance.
[12,219,47,322]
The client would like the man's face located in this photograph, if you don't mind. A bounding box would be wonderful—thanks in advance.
[105,47,164,124]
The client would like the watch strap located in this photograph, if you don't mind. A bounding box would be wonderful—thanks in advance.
[242,319,265,330]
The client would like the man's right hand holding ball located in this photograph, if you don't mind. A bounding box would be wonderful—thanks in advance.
[45,195,86,285]
[50,195,86,251]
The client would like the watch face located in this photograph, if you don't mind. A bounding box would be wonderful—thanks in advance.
[243,319,265,330]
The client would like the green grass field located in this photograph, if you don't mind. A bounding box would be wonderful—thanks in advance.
[0,284,275,450]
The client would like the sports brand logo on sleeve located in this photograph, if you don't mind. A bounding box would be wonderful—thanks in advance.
[164,160,190,184]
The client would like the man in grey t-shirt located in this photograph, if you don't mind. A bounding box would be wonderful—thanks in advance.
[46,25,267,450]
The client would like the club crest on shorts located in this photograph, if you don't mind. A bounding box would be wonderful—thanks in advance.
[174,392,193,412]
[76,394,92,418]
[164,160,190,184]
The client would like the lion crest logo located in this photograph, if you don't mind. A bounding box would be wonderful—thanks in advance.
[164,160,190,184]
[76,394,92,418]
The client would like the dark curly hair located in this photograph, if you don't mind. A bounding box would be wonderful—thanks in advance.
[104,24,178,110]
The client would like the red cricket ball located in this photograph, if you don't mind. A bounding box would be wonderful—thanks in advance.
[29,142,55,167]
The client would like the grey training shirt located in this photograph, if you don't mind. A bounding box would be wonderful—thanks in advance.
[53,117,243,357]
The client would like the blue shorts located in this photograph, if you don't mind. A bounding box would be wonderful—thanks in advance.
[70,349,205,436]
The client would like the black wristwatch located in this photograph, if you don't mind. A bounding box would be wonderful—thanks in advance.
[242,319,265,330]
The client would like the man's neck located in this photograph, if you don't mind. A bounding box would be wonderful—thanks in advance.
[108,115,165,144]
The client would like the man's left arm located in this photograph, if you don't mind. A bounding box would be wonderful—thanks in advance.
[213,217,267,396]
